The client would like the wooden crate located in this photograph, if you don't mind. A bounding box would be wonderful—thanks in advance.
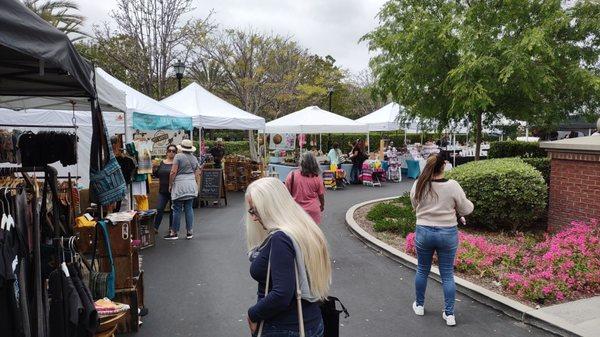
[99,250,139,289]
[75,220,135,257]
[113,272,144,334]
[135,213,156,250]
[114,288,139,334]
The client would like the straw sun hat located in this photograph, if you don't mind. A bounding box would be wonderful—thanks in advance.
[177,139,197,152]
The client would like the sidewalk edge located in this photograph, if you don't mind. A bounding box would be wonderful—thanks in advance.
[345,197,586,337]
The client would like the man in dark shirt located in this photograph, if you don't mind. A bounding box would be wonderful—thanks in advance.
[209,138,226,169]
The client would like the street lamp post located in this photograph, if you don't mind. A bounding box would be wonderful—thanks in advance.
[327,87,334,112]
[173,59,186,91]
[327,87,334,149]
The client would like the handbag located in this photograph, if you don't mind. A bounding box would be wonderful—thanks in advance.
[320,296,349,337]
[89,220,116,299]
[89,103,126,205]
[257,248,305,337]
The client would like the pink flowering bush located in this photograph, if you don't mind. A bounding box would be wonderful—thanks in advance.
[404,220,600,304]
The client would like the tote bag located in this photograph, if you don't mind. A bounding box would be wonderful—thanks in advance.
[89,220,116,299]
[89,102,126,205]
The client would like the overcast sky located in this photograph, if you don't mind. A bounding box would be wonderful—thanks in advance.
[76,0,387,74]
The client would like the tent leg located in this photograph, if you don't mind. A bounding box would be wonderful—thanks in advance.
[319,133,322,152]
[123,111,129,142]
[199,127,203,155]
[452,133,456,168]
[367,133,370,153]
[263,131,267,166]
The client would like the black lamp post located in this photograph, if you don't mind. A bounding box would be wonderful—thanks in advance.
[327,87,334,112]
[173,59,186,91]
[327,87,334,148]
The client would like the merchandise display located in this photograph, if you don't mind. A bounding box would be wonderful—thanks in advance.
[361,159,386,187]
[223,155,264,191]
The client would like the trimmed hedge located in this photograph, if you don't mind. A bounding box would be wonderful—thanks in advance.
[488,141,547,159]
[522,157,551,185]
[446,158,547,231]
[201,140,251,157]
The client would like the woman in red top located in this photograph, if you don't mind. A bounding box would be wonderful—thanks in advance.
[285,152,325,225]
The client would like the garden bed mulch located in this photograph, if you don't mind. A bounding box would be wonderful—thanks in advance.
[353,202,593,309]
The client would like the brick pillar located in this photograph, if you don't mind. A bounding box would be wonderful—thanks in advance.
[545,151,600,231]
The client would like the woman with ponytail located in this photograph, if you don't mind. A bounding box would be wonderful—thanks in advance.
[410,155,474,326]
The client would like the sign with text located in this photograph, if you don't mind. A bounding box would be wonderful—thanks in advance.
[133,130,188,156]
[199,169,226,204]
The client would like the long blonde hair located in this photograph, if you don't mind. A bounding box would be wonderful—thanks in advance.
[245,177,331,300]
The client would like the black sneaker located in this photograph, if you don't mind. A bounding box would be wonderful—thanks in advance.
[186,232,193,240]
[163,233,178,240]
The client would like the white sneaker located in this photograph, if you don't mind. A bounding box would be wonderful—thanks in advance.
[412,302,424,316]
[442,312,456,326]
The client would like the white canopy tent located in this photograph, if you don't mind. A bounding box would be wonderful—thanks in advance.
[356,103,402,132]
[266,106,368,134]
[265,106,368,154]
[0,68,127,113]
[96,68,191,140]
[161,82,265,130]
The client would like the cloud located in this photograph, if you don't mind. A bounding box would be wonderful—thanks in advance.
[76,0,386,73]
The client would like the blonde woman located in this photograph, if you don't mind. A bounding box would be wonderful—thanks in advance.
[246,178,331,337]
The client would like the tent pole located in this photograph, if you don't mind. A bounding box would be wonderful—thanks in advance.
[367,133,370,153]
[453,133,456,168]
[263,131,267,167]
[199,127,203,155]
[123,111,129,142]
[319,133,322,152]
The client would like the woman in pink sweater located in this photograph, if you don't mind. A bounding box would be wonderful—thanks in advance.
[285,152,325,225]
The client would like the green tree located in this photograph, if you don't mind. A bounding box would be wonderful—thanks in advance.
[192,29,321,119]
[92,0,213,98]
[363,0,600,159]
[24,0,86,40]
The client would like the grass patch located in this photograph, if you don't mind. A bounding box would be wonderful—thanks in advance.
[367,192,415,238]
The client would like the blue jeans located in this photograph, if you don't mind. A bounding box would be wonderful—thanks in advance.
[171,198,194,233]
[350,163,361,184]
[153,192,172,230]
[253,319,324,337]
[414,225,459,315]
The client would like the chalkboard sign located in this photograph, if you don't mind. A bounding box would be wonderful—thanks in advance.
[199,169,227,205]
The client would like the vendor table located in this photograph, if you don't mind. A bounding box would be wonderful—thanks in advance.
[406,159,421,179]
[269,163,354,182]
[406,159,454,179]
[268,163,298,182]
[319,163,353,174]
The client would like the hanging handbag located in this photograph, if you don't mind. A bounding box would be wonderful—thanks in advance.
[320,296,349,337]
[257,248,306,337]
[89,220,116,299]
[89,102,126,205]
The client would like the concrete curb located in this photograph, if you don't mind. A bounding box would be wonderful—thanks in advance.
[345,197,587,337]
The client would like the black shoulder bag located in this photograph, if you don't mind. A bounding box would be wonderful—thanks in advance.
[320,296,349,337]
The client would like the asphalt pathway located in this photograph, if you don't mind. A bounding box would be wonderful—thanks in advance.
[134,182,553,337]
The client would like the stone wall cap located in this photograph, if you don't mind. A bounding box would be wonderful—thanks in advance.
[540,135,600,152]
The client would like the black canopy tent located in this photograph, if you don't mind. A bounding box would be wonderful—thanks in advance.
[0,2,119,336]
[0,0,97,109]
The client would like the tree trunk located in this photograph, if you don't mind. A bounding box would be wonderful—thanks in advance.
[475,111,483,161]
[248,130,258,161]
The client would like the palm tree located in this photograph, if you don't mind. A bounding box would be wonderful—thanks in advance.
[24,0,86,41]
